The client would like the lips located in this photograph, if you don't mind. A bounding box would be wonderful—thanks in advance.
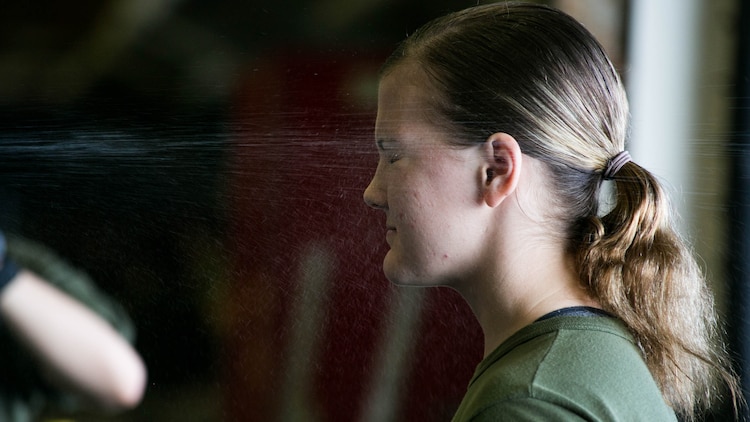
[385,225,396,242]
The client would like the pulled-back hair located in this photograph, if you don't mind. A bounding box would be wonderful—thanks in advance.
[381,2,739,419]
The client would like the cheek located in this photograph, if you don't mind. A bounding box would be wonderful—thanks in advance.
[393,189,429,227]
[397,200,446,255]
[391,166,468,233]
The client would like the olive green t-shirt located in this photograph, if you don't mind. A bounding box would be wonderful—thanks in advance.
[452,315,677,421]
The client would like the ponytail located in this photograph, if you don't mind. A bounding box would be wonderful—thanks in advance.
[576,162,739,420]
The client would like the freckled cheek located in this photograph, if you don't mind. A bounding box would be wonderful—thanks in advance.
[395,212,418,231]
[396,202,428,229]
[391,189,424,227]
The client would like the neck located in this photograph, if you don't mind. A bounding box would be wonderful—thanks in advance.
[456,240,599,358]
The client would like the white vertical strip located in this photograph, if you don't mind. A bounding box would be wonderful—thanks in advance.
[359,288,425,422]
[626,0,701,235]
[281,242,335,422]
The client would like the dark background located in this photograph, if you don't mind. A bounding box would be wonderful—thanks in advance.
[0,1,515,420]
[4,1,746,421]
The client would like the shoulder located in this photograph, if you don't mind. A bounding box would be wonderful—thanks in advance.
[452,317,677,421]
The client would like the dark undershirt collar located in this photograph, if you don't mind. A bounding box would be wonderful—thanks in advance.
[535,306,612,322]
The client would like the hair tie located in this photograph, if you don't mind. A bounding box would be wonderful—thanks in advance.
[602,151,631,180]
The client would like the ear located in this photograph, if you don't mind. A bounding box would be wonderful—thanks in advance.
[482,132,522,208]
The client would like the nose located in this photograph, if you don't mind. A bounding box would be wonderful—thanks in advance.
[363,167,387,210]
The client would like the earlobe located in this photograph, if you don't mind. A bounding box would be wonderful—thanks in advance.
[482,132,522,208]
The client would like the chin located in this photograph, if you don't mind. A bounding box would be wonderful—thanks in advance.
[383,263,432,287]
[383,263,415,286]
[383,269,409,286]
[383,251,446,287]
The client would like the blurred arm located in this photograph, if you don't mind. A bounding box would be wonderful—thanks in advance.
[0,269,147,412]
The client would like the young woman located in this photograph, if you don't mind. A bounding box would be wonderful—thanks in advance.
[363,2,739,421]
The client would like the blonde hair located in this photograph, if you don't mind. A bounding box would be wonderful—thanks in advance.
[382,2,740,419]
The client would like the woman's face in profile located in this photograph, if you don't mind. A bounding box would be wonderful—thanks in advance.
[364,66,490,288]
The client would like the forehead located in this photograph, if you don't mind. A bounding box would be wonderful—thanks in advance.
[376,65,439,135]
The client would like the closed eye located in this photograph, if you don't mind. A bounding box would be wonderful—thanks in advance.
[376,138,401,164]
